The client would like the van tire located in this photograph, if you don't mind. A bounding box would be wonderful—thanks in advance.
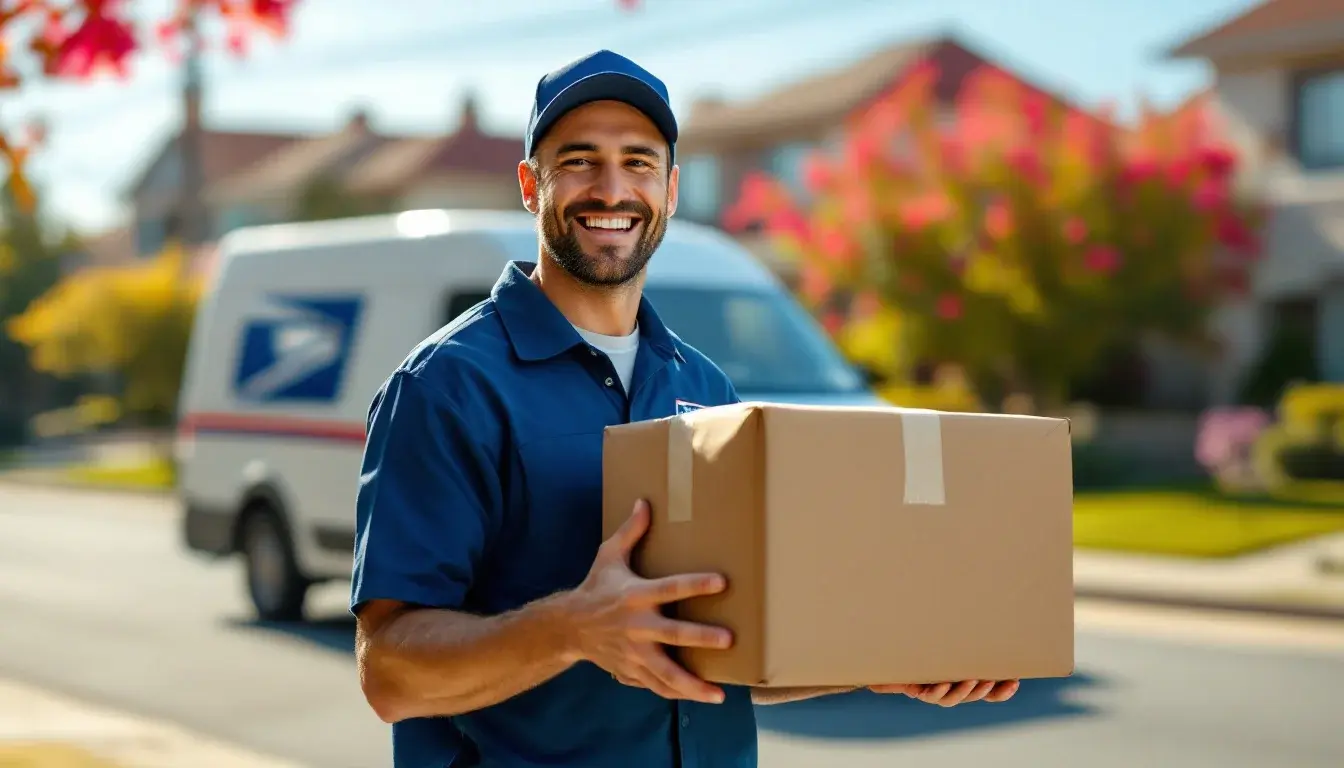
[239,502,309,622]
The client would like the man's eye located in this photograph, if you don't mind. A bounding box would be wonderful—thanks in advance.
[562,158,592,167]
[627,159,650,168]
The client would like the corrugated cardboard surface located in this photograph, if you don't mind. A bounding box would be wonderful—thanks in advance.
[602,402,1075,689]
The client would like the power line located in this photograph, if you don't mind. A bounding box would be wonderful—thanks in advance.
[20,0,888,127]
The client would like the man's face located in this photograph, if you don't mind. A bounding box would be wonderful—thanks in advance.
[520,100,679,288]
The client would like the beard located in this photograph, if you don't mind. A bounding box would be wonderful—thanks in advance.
[539,195,668,288]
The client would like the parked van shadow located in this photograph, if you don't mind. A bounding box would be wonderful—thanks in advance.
[225,615,358,655]
[754,671,1104,740]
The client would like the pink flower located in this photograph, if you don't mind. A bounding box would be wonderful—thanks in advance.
[51,0,138,80]
[816,226,855,264]
[799,264,832,305]
[1193,178,1228,211]
[1083,245,1122,274]
[1198,145,1237,179]
[802,152,835,193]
[1062,217,1088,245]
[1007,145,1046,185]
[935,293,963,321]
[898,192,953,232]
[984,199,1014,240]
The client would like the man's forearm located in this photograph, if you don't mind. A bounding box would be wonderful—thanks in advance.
[750,686,859,705]
[359,592,580,722]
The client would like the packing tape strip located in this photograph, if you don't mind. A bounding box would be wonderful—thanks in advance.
[667,415,694,523]
[900,410,947,506]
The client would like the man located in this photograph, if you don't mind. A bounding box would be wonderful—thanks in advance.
[351,49,1019,768]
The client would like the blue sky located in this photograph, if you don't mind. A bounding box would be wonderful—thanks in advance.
[8,0,1259,234]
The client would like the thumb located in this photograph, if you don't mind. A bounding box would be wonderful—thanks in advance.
[606,499,651,561]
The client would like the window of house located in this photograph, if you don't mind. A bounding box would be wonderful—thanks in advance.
[135,218,166,257]
[1296,69,1344,169]
[768,142,814,197]
[676,154,721,223]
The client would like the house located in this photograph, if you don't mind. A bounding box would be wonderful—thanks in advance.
[1167,0,1344,401]
[202,108,402,231]
[124,123,299,258]
[674,34,1098,287]
[118,93,523,271]
[204,93,522,232]
[341,94,523,211]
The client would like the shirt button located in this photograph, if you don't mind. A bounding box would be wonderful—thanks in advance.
[605,377,614,387]
[589,347,597,356]
[681,715,690,728]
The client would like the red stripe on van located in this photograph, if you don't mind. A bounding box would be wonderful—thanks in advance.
[179,412,367,444]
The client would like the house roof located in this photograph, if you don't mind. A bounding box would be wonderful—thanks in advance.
[342,129,522,194]
[679,35,1087,147]
[1167,0,1344,60]
[206,114,402,204]
[342,96,523,194]
[125,130,296,199]
[682,38,943,145]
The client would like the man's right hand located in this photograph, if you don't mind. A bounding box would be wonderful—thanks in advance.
[562,499,732,704]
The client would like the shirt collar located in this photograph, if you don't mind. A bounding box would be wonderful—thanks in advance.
[492,261,684,363]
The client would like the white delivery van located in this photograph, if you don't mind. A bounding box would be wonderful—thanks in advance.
[176,209,884,621]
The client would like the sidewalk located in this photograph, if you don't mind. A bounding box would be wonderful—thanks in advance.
[1074,531,1344,619]
[0,677,301,768]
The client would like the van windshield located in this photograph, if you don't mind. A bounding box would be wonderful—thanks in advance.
[642,285,867,396]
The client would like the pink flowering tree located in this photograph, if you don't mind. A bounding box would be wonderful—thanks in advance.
[1,0,646,211]
[723,62,1267,410]
[1,0,300,210]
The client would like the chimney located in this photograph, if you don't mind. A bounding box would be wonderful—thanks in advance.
[346,107,372,133]
[458,91,480,135]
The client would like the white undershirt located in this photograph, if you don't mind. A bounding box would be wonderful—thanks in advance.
[574,323,640,393]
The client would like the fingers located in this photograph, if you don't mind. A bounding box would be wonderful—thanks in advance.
[984,679,1020,703]
[629,616,733,650]
[637,572,728,606]
[903,679,1020,706]
[965,679,997,703]
[639,645,726,704]
[603,499,651,560]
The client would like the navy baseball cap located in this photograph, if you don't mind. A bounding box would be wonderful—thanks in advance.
[526,50,678,165]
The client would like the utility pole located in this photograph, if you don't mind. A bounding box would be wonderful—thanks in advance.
[176,7,207,248]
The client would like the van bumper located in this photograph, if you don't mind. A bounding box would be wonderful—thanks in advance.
[183,499,237,556]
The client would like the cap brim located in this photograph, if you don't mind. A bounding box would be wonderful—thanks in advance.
[531,71,678,156]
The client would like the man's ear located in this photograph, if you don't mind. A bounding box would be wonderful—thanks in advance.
[518,159,539,214]
[666,164,680,218]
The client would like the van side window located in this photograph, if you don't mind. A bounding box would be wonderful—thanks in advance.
[443,291,492,326]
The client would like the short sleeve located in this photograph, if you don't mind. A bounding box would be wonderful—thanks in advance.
[350,370,502,616]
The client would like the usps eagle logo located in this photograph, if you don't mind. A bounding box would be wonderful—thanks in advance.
[232,294,363,403]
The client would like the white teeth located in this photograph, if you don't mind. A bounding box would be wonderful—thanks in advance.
[584,217,634,230]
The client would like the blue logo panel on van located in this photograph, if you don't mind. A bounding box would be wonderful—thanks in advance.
[232,295,363,403]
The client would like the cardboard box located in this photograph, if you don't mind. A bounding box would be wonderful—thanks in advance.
[602,402,1075,688]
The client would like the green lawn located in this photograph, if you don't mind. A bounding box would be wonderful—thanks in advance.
[1074,488,1344,558]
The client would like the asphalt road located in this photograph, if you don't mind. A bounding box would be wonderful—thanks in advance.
[3,482,1344,768]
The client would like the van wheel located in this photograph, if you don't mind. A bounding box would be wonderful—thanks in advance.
[240,503,309,622]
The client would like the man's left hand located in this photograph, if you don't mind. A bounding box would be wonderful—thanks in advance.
[868,679,1019,707]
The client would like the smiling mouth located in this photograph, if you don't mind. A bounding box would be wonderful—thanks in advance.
[576,215,641,233]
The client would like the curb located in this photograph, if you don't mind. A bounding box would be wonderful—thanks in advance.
[1074,587,1344,622]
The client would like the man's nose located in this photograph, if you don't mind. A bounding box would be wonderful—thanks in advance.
[588,164,630,207]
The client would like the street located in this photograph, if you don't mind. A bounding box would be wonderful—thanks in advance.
[2,483,1343,768]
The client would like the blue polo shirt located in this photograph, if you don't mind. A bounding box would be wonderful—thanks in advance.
[352,260,758,768]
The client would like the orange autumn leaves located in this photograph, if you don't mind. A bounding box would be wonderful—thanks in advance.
[723,60,1266,402]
